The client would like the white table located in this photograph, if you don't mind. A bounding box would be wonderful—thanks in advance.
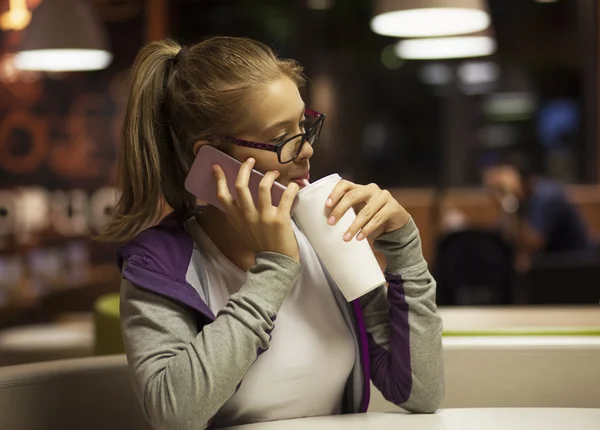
[222,409,600,430]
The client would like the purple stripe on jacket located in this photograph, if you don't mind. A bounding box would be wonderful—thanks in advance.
[117,213,215,321]
[367,272,412,405]
[351,300,371,412]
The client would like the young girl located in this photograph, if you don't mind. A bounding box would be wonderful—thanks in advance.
[101,36,444,430]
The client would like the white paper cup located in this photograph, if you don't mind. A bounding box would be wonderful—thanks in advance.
[293,174,386,301]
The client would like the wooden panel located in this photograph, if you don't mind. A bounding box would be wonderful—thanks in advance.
[386,185,600,263]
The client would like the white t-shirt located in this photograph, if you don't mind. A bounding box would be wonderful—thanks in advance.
[193,223,356,428]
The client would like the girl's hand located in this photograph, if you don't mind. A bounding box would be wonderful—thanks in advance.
[325,180,410,241]
[213,158,300,261]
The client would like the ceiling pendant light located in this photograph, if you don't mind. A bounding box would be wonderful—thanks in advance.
[0,0,32,31]
[395,29,496,60]
[371,0,491,38]
[14,0,112,72]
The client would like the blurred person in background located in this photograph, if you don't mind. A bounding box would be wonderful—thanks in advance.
[99,37,443,430]
[482,152,592,271]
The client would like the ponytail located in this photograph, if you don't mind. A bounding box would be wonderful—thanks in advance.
[98,39,187,242]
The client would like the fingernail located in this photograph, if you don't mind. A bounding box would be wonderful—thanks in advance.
[326,198,333,207]
[328,216,336,225]
[357,233,364,241]
[343,232,351,241]
[248,158,255,164]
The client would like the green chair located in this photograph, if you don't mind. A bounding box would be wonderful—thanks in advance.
[93,293,125,356]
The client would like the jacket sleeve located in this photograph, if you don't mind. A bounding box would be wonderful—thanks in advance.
[360,218,444,413]
[120,252,301,430]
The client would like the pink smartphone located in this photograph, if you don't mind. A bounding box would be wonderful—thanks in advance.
[185,145,298,213]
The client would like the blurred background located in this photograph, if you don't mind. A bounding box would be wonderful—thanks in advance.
[0,0,599,364]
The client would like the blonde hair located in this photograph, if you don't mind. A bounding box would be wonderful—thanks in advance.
[99,37,304,242]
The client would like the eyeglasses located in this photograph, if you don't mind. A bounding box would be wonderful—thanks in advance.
[224,108,325,164]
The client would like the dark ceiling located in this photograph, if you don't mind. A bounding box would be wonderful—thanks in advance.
[171,0,595,92]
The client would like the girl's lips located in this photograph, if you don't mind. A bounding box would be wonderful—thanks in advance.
[291,174,310,188]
